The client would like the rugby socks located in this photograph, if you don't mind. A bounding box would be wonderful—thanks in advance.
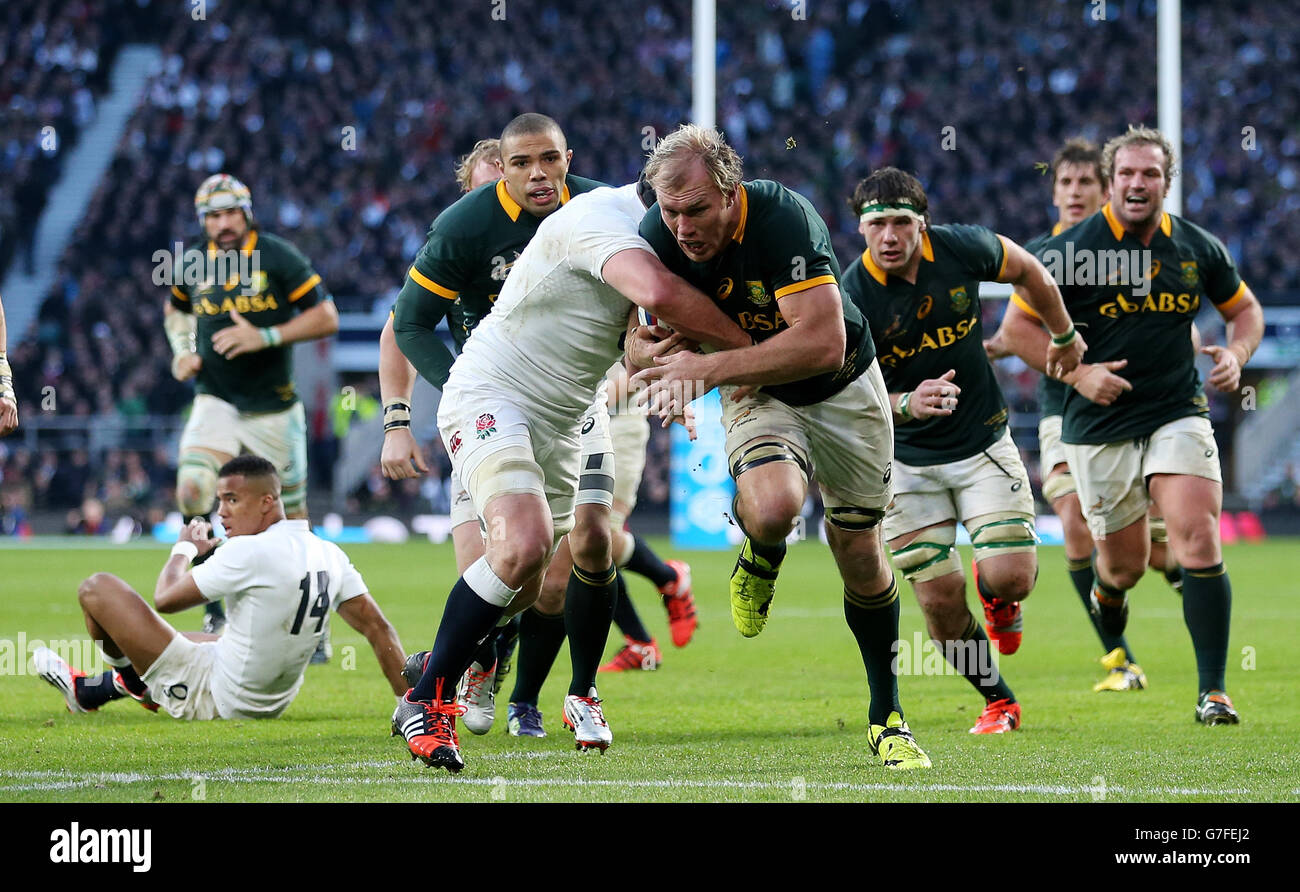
[75,672,126,709]
[565,564,619,697]
[509,607,567,706]
[943,615,1016,704]
[468,635,497,672]
[622,534,678,589]
[1181,563,1232,693]
[1067,555,1136,661]
[412,558,516,703]
[747,538,787,572]
[611,572,654,643]
[843,577,903,726]
[495,614,521,666]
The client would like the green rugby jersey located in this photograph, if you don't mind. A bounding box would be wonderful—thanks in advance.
[842,224,1011,466]
[169,229,329,413]
[394,174,606,388]
[1031,204,1246,445]
[639,179,874,407]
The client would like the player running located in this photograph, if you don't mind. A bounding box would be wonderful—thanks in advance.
[164,174,339,649]
[1035,126,1262,725]
[985,138,1178,692]
[391,180,749,771]
[32,456,407,720]
[390,115,605,738]
[840,168,1082,734]
[631,127,964,768]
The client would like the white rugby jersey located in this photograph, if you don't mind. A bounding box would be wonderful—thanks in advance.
[447,184,649,420]
[190,519,367,718]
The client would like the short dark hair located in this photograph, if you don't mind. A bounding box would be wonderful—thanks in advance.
[500,113,565,151]
[1051,138,1106,187]
[848,167,930,225]
[218,455,278,482]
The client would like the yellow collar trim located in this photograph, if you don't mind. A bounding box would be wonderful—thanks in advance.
[731,185,749,243]
[207,229,258,257]
[497,179,574,223]
[1102,203,1172,240]
[860,231,932,286]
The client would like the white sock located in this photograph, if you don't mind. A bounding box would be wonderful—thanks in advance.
[464,556,520,608]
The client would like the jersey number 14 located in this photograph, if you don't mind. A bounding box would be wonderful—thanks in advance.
[291,571,332,635]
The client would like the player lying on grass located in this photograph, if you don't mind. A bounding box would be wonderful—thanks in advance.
[33,455,407,720]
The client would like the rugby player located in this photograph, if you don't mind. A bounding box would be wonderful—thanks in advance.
[840,167,1082,734]
[33,456,407,720]
[0,292,16,436]
[164,174,339,647]
[630,127,982,768]
[1035,126,1263,724]
[391,180,749,771]
[985,138,1180,691]
[388,118,694,734]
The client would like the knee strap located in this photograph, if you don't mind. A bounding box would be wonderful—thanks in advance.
[176,450,221,516]
[891,525,960,583]
[969,511,1038,560]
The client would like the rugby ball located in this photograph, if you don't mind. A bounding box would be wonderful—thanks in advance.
[637,306,659,327]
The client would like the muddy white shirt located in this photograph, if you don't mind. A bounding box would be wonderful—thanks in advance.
[446,184,649,421]
[190,519,366,718]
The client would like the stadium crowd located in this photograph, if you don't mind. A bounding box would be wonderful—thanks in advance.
[4,0,1295,525]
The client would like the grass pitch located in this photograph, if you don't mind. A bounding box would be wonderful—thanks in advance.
[1,537,1296,803]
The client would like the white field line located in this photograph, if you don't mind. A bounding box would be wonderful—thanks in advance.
[0,764,1263,798]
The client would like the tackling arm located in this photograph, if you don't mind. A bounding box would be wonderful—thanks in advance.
[336,594,408,696]
[601,248,750,353]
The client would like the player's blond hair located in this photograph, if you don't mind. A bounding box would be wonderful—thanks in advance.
[1102,125,1177,186]
[644,124,744,197]
[454,138,502,193]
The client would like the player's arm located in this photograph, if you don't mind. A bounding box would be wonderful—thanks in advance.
[0,292,17,436]
[154,519,220,612]
[992,294,1131,406]
[164,285,202,381]
[648,283,845,389]
[392,275,458,389]
[1204,285,1263,392]
[379,311,428,479]
[601,248,751,356]
[995,237,1085,377]
[336,593,408,696]
[889,370,962,423]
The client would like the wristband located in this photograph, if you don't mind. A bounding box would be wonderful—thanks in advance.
[384,399,412,431]
[897,391,913,421]
[170,541,199,562]
[1049,324,1077,347]
[260,326,283,348]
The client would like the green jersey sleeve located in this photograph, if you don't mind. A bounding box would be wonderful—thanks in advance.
[1199,228,1246,307]
[936,223,1008,282]
[754,193,838,299]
